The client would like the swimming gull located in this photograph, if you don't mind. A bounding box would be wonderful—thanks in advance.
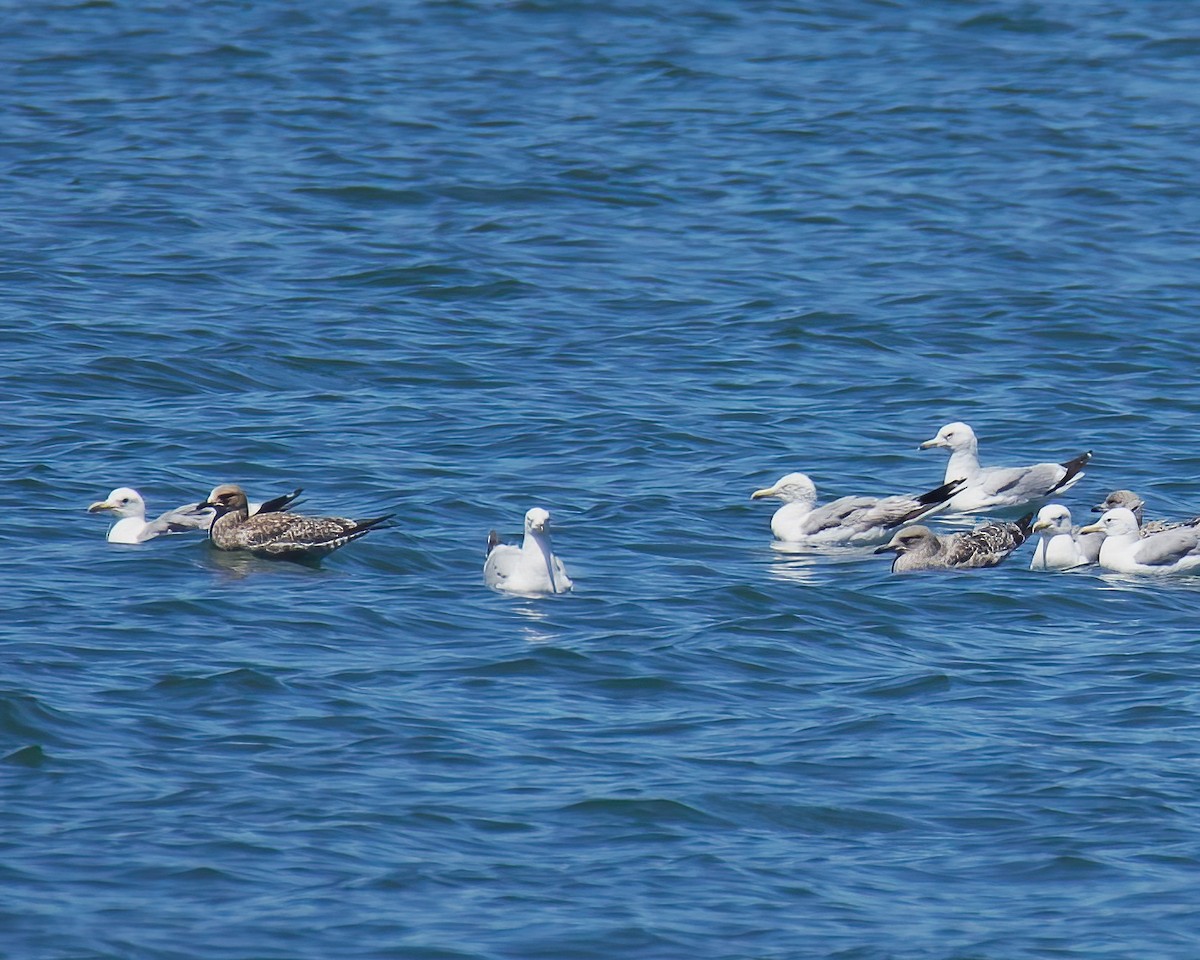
[484,507,573,595]
[198,483,389,559]
[874,514,1034,573]
[1078,507,1200,575]
[750,473,964,546]
[919,421,1090,518]
[88,487,213,544]
[1029,504,1092,570]
[1092,489,1200,535]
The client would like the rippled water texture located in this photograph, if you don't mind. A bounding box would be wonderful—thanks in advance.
[4,2,1200,958]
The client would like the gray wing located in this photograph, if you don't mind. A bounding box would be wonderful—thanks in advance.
[140,502,214,540]
[483,544,521,586]
[1074,527,1104,564]
[975,463,1065,500]
[1131,528,1200,567]
[802,495,888,534]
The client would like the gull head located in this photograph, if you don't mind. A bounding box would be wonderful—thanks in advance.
[919,421,977,453]
[1032,503,1073,536]
[1093,489,1144,517]
[751,472,818,507]
[88,487,146,520]
[1078,507,1140,540]
[197,483,250,518]
[524,507,552,534]
[874,525,937,556]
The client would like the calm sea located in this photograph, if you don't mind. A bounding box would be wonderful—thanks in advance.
[4,2,1200,958]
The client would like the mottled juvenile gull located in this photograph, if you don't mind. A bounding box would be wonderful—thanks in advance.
[750,473,964,546]
[88,487,211,544]
[874,514,1034,573]
[1092,489,1200,535]
[919,421,1090,518]
[198,484,389,559]
[1029,504,1092,571]
[1078,508,1200,576]
[484,508,573,595]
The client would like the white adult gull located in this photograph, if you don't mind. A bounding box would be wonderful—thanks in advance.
[1029,504,1092,571]
[88,486,303,543]
[874,514,1034,573]
[750,473,964,546]
[88,487,212,544]
[1092,489,1200,535]
[484,508,573,595]
[1078,507,1200,576]
[919,421,1090,518]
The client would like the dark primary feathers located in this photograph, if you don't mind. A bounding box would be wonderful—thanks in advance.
[875,514,1034,573]
[199,483,390,559]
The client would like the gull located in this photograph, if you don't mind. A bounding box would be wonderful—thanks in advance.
[484,508,573,595]
[198,484,389,559]
[88,487,213,544]
[1029,504,1092,570]
[88,487,303,544]
[1078,508,1200,575]
[1092,489,1200,535]
[874,515,1034,573]
[750,473,964,546]
[919,421,1090,518]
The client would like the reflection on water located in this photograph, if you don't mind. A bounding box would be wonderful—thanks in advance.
[201,546,328,580]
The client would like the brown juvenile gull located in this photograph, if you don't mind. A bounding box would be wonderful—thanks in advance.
[919,421,1090,519]
[484,508,573,595]
[198,483,389,559]
[874,514,1034,573]
[89,486,302,544]
[750,472,964,546]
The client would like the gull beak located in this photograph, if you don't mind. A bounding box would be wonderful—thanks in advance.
[873,542,900,555]
[750,486,777,500]
[1031,519,1052,533]
[88,499,114,513]
[195,500,215,511]
[1077,521,1104,535]
[918,436,946,450]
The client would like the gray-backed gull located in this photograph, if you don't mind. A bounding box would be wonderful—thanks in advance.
[750,473,963,546]
[919,421,1090,518]
[1078,507,1200,575]
[484,508,573,595]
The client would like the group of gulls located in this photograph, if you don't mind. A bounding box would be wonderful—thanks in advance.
[89,420,1200,595]
[88,482,573,595]
[752,421,1200,576]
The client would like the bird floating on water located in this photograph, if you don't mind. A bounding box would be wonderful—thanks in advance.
[88,486,303,543]
[919,421,1090,519]
[1078,507,1200,576]
[874,514,1034,573]
[484,507,573,595]
[197,483,389,560]
[750,472,964,546]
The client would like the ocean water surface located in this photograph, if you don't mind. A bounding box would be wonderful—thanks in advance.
[4,1,1200,958]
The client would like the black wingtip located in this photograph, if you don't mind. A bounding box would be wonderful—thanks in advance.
[486,530,501,556]
[1015,513,1035,537]
[916,477,967,506]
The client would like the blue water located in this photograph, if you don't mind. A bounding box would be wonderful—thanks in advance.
[4,1,1200,957]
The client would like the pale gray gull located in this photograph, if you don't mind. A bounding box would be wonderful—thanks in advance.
[484,507,573,595]
[1029,504,1092,571]
[198,484,389,559]
[1078,507,1200,575]
[919,421,1090,518]
[1092,489,1200,535]
[88,487,212,544]
[750,473,964,546]
[874,514,1034,573]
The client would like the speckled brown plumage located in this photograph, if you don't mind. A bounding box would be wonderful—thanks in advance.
[199,484,390,559]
